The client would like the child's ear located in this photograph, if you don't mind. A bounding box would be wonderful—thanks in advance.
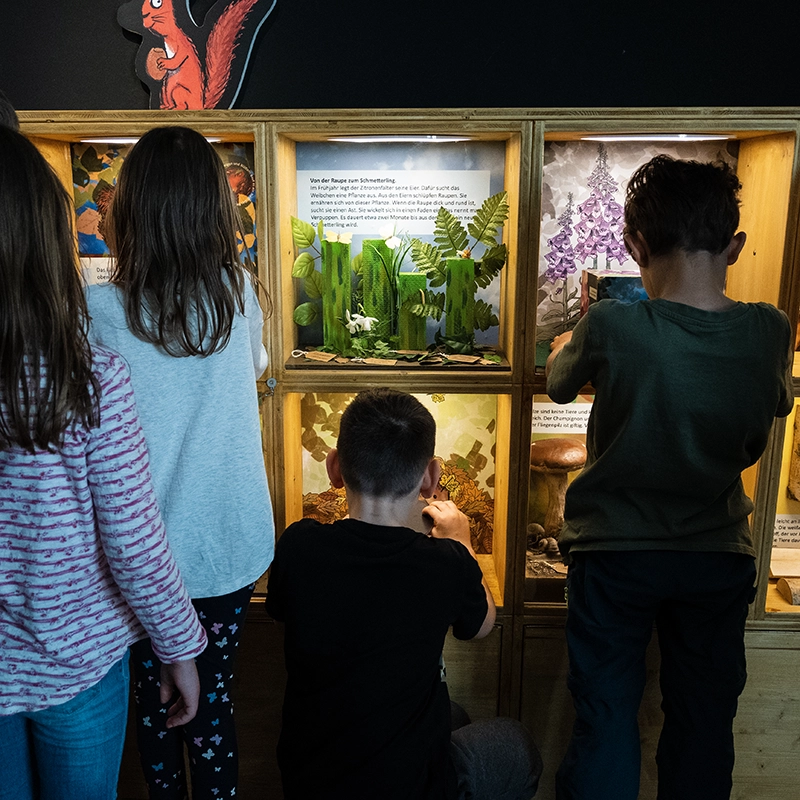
[419,458,442,498]
[624,230,650,267]
[726,231,747,265]
[326,448,345,488]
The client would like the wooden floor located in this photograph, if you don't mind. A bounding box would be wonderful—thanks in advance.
[117,610,288,800]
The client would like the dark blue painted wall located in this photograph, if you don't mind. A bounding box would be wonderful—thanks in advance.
[0,0,796,111]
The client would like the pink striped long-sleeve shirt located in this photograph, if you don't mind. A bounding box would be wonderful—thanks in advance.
[0,347,207,714]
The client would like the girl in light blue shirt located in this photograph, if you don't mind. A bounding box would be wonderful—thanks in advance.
[86,125,274,800]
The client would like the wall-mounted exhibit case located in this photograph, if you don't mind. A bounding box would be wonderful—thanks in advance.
[20,109,800,799]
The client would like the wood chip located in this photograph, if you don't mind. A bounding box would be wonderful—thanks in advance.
[334,357,350,364]
[445,354,482,363]
[479,358,498,366]
[303,350,338,362]
[364,357,398,366]
[777,577,800,605]
[394,349,429,356]
[769,548,800,578]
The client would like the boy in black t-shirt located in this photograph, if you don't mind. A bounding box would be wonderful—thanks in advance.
[267,388,541,799]
[547,156,794,800]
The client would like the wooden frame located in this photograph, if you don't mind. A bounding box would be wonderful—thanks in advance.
[18,114,800,792]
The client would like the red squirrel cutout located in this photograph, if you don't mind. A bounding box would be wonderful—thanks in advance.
[119,0,276,109]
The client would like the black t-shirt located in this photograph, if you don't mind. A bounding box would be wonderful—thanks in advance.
[266,517,489,799]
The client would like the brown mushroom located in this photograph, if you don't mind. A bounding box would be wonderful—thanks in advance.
[530,438,587,537]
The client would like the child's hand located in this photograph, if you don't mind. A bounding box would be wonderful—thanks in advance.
[550,331,573,351]
[546,331,574,377]
[423,500,473,553]
[160,658,201,728]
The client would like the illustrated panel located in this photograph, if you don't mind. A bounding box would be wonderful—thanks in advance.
[526,392,593,604]
[535,138,739,367]
[298,391,498,556]
[768,398,800,613]
[71,139,258,283]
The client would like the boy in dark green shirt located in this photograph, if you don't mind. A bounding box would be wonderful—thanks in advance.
[547,155,793,800]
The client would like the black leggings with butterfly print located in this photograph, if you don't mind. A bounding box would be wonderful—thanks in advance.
[130,582,255,800]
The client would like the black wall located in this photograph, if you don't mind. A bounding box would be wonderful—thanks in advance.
[0,0,797,111]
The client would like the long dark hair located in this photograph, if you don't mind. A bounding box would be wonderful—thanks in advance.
[107,125,259,357]
[0,127,99,452]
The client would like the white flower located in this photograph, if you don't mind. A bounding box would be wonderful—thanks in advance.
[343,309,359,333]
[360,314,378,332]
[344,310,378,334]
[379,223,402,250]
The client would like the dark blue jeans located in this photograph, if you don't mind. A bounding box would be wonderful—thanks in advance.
[0,652,129,800]
[556,550,756,800]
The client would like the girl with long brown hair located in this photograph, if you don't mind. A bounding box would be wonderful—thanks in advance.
[0,125,206,798]
[86,125,274,799]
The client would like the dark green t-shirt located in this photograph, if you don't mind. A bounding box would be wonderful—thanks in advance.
[547,298,794,559]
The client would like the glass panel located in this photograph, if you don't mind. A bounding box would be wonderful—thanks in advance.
[535,138,740,369]
[287,140,510,363]
[525,393,593,604]
[72,140,258,283]
[287,391,506,605]
[768,399,800,613]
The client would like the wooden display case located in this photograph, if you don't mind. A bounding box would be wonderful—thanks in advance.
[18,109,800,798]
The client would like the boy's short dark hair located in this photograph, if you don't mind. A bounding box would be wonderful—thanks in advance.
[337,389,435,498]
[624,154,741,256]
[0,89,19,131]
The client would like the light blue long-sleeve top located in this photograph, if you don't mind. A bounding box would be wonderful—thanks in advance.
[86,278,274,598]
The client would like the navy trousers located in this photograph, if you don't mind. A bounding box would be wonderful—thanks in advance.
[555,550,756,800]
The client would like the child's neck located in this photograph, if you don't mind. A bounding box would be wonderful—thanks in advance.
[346,490,431,534]
[642,250,737,312]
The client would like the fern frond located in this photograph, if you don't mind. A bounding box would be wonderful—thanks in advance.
[474,299,499,331]
[433,208,469,257]
[467,191,509,248]
[410,239,446,281]
[408,290,445,320]
[475,244,508,288]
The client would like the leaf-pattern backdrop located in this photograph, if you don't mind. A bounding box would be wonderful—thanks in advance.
[300,392,497,553]
[71,141,258,262]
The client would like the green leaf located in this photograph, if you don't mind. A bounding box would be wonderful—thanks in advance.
[434,328,475,355]
[433,207,469,257]
[237,205,255,236]
[317,219,324,242]
[474,299,499,331]
[292,252,316,278]
[80,145,105,174]
[72,165,90,188]
[293,302,318,326]
[408,290,445,320]
[291,217,317,249]
[304,271,323,299]
[475,244,508,288]
[351,252,363,276]
[467,191,509,248]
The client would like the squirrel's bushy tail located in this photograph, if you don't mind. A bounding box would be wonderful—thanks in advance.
[204,0,263,108]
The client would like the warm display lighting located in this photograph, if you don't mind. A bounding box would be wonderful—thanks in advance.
[581,133,732,142]
[327,135,471,143]
[79,136,223,144]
